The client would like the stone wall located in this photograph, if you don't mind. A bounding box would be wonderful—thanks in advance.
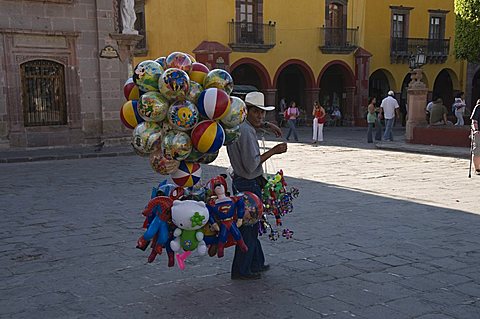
[0,0,130,147]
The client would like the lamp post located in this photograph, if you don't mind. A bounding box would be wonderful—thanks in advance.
[405,47,428,143]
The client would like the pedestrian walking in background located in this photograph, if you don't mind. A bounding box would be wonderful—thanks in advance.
[380,90,400,141]
[366,97,377,143]
[312,101,326,145]
[285,101,300,142]
[226,91,287,279]
[453,93,466,126]
[470,99,480,175]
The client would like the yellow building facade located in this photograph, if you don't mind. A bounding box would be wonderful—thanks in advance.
[135,0,465,125]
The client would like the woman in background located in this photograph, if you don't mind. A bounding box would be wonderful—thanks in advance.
[285,101,300,142]
[312,101,326,145]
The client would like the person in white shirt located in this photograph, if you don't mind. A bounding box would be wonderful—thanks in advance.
[380,90,400,141]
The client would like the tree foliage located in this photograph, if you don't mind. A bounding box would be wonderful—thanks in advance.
[454,0,480,62]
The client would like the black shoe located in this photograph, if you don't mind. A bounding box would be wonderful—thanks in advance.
[475,169,480,175]
[231,273,261,280]
[260,264,270,272]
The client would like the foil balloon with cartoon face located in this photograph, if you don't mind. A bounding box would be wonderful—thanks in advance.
[154,56,167,69]
[186,81,203,105]
[165,51,193,73]
[149,148,180,175]
[184,147,205,163]
[158,68,190,102]
[198,150,219,164]
[138,91,169,122]
[223,125,241,145]
[167,100,199,132]
[161,130,192,161]
[203,69,233,95]
[131,122,162,156]
[220,96,247,128]
[133,60,163,92]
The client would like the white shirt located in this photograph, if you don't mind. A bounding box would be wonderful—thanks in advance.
[380,96,399,119]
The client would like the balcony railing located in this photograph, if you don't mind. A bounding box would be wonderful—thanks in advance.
[319,27,358,54]
[390,37,450,63]
[228,21,275,52]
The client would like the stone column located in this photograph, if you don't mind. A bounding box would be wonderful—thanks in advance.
[344,86,356,126]
[263,88,277,123]
[354,48,372,126]
[406,68,428,143]
[305,88,320,120]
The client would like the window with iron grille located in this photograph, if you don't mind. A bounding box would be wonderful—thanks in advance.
[21,60,67,126]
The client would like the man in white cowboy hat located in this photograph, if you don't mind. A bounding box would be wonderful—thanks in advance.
[227,91,287,280]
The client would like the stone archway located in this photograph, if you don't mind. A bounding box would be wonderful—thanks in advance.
[230,58,271,90]
[433,69,455,114]
[369,69,395,103]
[273,59,315,118]
[317,61,355,125]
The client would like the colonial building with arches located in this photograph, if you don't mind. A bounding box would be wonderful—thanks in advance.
[137,0,467,127]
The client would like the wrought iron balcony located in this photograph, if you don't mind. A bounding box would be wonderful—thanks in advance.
[390,37,450,64]
[228,20,276,52]
[319,27,358,54]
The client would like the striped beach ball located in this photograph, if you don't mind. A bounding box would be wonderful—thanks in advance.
[191,120,225,154]
[189,62,209,85]
[171,161,202,187]
[123,77,140,101]
[197,88,231,120]
[120,100,144,129]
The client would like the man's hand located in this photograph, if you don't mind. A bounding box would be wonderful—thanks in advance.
[272,142,287,155]
[265,122,283,137]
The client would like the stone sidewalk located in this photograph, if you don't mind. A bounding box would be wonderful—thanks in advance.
[0,125,478,319]
[0,126,470,163]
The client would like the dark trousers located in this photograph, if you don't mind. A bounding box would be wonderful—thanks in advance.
[375,119,382,141]
[231,175,266,276]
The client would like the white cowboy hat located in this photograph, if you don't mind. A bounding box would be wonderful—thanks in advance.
[244,92,275,111]
[387,90,395,96]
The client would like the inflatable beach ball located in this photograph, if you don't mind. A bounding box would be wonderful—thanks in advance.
[220,96,247,128]
[171,161,202,187]
[120,100,144,129]
[159,68,190,102]
[189,62,209,84]
[197,88,231,120]
[161,130,192,161]
[149,148,180,175]
[204,69,233,95]
[166,52,192,73]
[133,60,164,92]
[138,91,169,122]
[191,120,225,154]
[167,100,199,132]
[123,77,140,101]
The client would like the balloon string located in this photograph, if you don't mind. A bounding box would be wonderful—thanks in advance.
[261,134,277,178]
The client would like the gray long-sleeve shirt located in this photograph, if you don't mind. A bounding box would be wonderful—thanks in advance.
[226,120,263,179]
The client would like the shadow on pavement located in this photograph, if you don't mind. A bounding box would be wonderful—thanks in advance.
[1,159,479,318]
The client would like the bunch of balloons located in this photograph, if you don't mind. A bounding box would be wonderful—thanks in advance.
[120,51,247,188]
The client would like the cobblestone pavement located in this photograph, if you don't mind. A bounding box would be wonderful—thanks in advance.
[1,127,479,318]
